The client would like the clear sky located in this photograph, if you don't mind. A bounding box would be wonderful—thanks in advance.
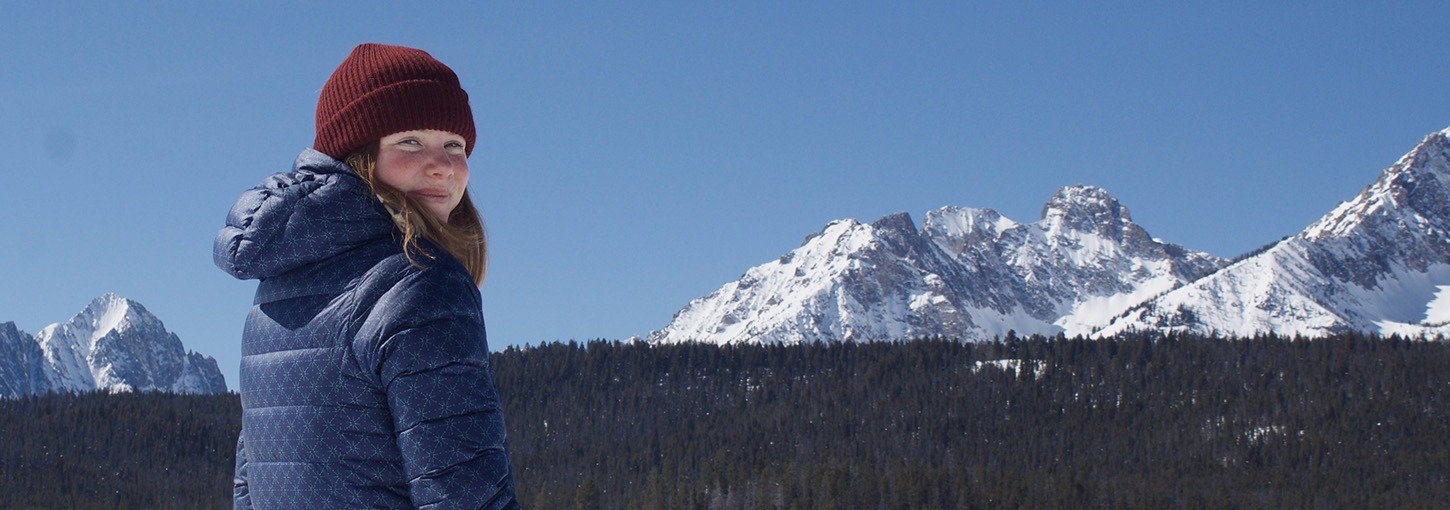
[2,2,1447,387]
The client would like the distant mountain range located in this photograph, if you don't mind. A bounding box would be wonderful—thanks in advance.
[0,293,226,398]
[652,127,1450,344]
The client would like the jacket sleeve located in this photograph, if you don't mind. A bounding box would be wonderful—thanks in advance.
[234,430,252,509]
[368,269,519,510]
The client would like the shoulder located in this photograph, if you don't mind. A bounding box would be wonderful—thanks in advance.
[350,245,485,366]
[366,243,481,319]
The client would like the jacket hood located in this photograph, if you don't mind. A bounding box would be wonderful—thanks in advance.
[215,149,396,280]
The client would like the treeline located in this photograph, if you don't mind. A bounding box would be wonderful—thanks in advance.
[497,333,1450,509]
[0,333,1447,508]
[0,391,240,509]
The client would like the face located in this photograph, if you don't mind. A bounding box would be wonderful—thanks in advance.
[375,129,470,223]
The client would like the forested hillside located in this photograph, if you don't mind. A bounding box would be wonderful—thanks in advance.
[0,392,239,509]
[500,334,1450,509]
[1,334,1447,508]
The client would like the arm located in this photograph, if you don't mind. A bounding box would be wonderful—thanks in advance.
[233,430,252,509]
[372,275,519,509]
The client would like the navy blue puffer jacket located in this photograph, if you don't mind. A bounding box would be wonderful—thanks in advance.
[215,149,518,509]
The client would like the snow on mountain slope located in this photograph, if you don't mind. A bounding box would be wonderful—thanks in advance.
[4,294,227,396]
[651,185,1227,344]
[1097,127,1450,338]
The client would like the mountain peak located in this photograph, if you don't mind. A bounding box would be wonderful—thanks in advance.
[1100,126,1450,339]
[47,292,159,356]
[21,294,228,395]
[1305,128,1450,242]
[1387,129,1449,186]
[870,212,918,236]
[83,293,138,337]
[1040,185,1131,235]
[91,292,128,308]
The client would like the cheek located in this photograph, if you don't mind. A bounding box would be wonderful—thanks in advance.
[455,165,470,187]
[374,154,415,189]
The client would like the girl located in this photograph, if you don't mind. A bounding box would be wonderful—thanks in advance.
[216,43,518,509]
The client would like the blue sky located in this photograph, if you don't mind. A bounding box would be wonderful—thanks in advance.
[2,2,1447,387]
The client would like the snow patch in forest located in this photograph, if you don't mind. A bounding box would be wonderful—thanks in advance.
[971,359,1046,379]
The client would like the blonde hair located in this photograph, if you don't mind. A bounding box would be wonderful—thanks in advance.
[345,142,487,285]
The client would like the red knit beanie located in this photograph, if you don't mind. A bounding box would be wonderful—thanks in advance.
[314,43,476,160]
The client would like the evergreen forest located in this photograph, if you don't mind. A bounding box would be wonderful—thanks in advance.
[1,333,1447,508]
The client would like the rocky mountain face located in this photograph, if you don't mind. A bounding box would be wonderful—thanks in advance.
[0,294,227,398]
[0,321,55,398]
[650,185,1227,344]
[1097,128,1450,338]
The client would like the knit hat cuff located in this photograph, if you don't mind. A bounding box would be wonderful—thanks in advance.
[313,79,476,160]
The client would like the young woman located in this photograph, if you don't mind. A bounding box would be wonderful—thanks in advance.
[215,43,518,509]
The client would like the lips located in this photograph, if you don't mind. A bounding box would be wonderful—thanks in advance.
[407,189,458,222]
[409,189,452,201]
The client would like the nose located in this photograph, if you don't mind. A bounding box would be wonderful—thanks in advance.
[424,148,456,178]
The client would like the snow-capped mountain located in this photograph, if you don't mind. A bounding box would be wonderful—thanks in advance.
[0,294,227,398]
[650,185,1227,344]
[1097,128,1450,338]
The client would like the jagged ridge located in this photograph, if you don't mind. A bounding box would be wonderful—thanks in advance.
[651,185,1226,344]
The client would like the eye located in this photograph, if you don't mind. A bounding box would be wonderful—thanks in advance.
[387,138,423,151]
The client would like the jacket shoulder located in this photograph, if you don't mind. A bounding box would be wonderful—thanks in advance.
[349,248,485,373]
